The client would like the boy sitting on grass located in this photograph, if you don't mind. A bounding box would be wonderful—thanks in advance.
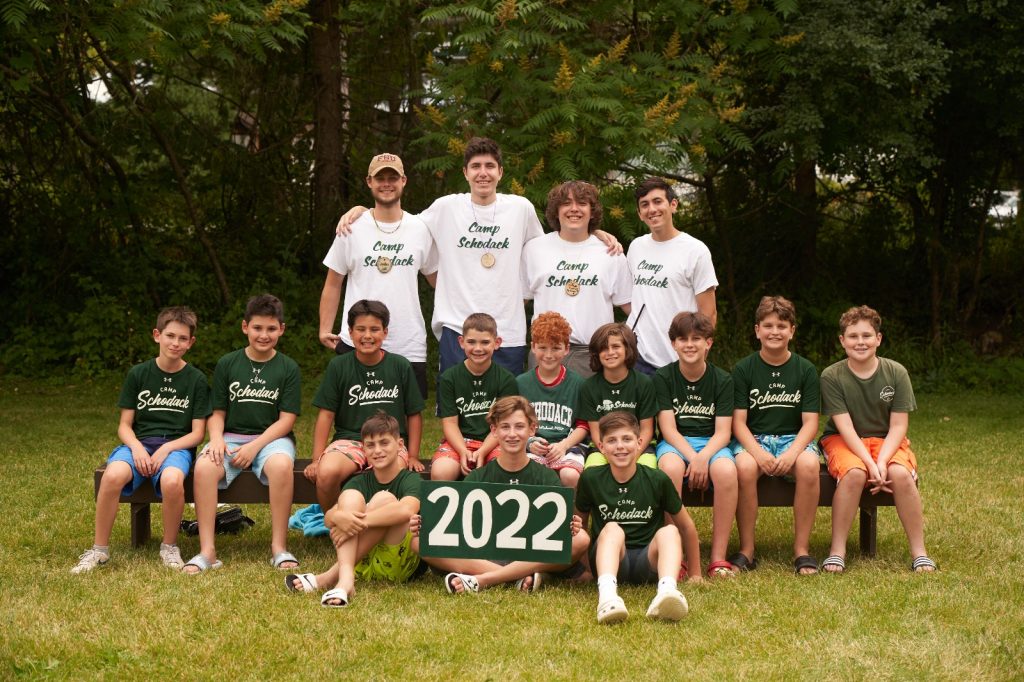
[287,411,424,606]
[413,396,589,594]
[185,294,302,574]
[431,313,518,481]
[576,411,692,624]
[819,305,936,573]
[73,307,211,573]
[516,311,589,489]
[654,311,735,578]
[305,299,424,513]
[731,295,821,575]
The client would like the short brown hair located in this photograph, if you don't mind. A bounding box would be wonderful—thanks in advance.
[668,311,714,342]
[360,410,401,441]
[245,294,285,324]
[347,299,390,329]
[634,177,677,206]
[463,312,498,336]
[545,181,603,233]
[487,396,537,427]
[531,311,571,347]
[755,295,797,325]
[839,305,882,334]
[598,411,640,438]
[463,136,502,167]
[156,306,197,335]
[588,322,638,373]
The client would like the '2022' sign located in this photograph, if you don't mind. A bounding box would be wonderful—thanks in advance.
[418,481,573,564]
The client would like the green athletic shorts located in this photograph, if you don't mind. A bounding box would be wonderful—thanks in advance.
[354,531,420,582]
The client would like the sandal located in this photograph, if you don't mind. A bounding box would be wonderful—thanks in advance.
[285,572,319,593]
[706,560,736,578]
[728,552,758,572]
[270,551,299,570]
[794,555,819,575]
[597,596,629,625]
[911,556,938,572]
[320,587,349,608]
[514,572,543,593]
[677,562,689,581]
[182,553,223,574]
[444,572,480,594]
[821,555,846,573]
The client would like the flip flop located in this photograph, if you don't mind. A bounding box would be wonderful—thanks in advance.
[270,551,299,570]
[321,587,349,608]
[182,554,223,574]
[794,555,819,575]
[706,560,737,578]
[677,561,689,581]
[444,572,480,594]
[514,572,543,593]
[728,552,758,572]
[646,590,689,622]
[597,596,629,625]
[821,555,846,573]
[285,572,319,593]
[911,556,938,572]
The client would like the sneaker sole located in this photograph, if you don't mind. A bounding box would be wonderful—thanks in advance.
[646,593,689,621]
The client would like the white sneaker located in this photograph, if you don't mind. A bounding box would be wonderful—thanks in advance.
[71,548,110,574]
[159,544,184,569]
[646,590,689,621]
[597,596,629,625]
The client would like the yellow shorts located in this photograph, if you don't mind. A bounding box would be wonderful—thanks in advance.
[354,531,420,582]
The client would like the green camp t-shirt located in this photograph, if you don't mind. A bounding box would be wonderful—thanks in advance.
[575,465,681,548]
[465,458,561,486]
[578,369,658,422]
[516,368,584,443]
[654,361,734,438]
[438,362,518,440]
[342,467,422,501]
[820,357,917,439]
[117,359,212,439]
[212,348,302,435]
[313,352,425,440]
[731,351,819,435]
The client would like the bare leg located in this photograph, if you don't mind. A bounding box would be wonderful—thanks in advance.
[793,450,820,573]
[429,457,461,482]
[827,468,867,567]
[734,452,760,560]
[264,453,296,566]
[159,467,186,545]
[595,523,627,577]
[93,463,133,547]
[183,456,225,573]
[558,468,580,489]
[649,525,683,578]
[709,458,738,565]
[889,464,930,566]
[315,450,359,512]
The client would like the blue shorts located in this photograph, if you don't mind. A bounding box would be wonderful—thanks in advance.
[729,434,820,458]
[107,437,193,499]
[202,434,296,489]
[656,436,735,466]
[588,543,657,585]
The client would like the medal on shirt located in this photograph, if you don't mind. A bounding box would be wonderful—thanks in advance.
[375,255,393,274]
[480,252,496,268]
[565,278,581,297]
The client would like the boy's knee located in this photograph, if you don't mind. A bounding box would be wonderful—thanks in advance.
[559,468,580,488]
[368,490,398,506]
[710,457,737,482]
[795,453,820,479]
[598,522,625,541]
[888,464,915,488]
[101,462,133,486]
[843,468,868,487]
[160,469,185,490]
[262,454,293,477]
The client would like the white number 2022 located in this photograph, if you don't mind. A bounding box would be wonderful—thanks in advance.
[426,486,567,552]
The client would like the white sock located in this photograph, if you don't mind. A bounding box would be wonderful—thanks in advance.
[657,576,677,594]
[160,542,177,549]
[597,574,617,601]
[93,545,110,556]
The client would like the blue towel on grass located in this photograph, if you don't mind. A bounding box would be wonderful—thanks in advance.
[288,504,329,537]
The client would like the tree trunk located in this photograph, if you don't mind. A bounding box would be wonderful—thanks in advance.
[793,158,820,288]
[703,173,742,332]
[310,0,346,240]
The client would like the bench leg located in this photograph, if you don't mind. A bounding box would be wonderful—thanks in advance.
[859,506,877,557]
[130,503,151,548]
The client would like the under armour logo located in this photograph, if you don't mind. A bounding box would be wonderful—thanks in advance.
[612,389,621,395]
[618,487,628,494]
[687,385,697,391]
[473,380,482,386]
[771,371,781,377]
[510,479,519,485]
[164,377,173,383]
[367,371,376,378]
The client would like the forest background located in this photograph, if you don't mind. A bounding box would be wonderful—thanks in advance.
[2,0,1021,388]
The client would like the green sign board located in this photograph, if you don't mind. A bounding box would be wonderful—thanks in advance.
[418,481,574,564]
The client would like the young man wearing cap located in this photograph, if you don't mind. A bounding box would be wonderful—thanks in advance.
[626,178,718,375]
[319,153,438,399]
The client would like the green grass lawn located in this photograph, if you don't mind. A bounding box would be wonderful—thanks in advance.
[1,377,1022,680]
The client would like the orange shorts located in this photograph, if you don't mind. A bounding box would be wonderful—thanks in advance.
[820,435,917,484]
[432,438,490,464]
[324,439,409,471]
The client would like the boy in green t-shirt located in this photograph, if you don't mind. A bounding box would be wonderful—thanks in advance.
[431,313,518,481]
[576,411,692,624]
[287,412,424,606]
[655,311,735,578]
[306,300,425,512]
[731,296,821,575]
[184,295,302,574]
[73,307,211,574]
[516,311,589,489]
[819,306,935,573]
[413,396,589,593]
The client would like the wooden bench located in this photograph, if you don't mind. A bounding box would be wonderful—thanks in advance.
[96,460,894,554]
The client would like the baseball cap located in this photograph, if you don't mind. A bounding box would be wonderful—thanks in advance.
[368,153,404,177]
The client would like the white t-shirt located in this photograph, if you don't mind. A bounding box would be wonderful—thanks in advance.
[419,193,543,346]
[322,211,438,362]
[522,232,632,345]
[625,231,718,367]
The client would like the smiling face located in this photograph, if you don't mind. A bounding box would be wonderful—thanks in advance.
[672,332,712,368]
[349,313,388,362]
[362,430,403,472]
[754,313,794,355]
[636,188,678,237]
[600,426,641,470]
[462,154,503,203]
[599,334,627,373]
[153,321,195,365]
[491,408,536,457]
[367,169,406,208]
[459,328,500,372]
[557,193,591,236]
[531,341,569,375]
[242,315,285,359]
[839,319,882,364]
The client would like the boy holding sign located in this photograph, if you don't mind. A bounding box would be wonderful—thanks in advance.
[413,396,588,593]
[575,411,693,624]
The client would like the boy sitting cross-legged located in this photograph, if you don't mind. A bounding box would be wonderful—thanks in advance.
[731,295,821,575]
[431,313,518,481]
[576,411,692,624]
[819,305,936,574]
[413,396,589,594]
[655,311,735,578]
[306,299,425,513]
[73,307,211,573]
[516,311,589,489]
[287,411,424,606]
[185,294,302,574]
